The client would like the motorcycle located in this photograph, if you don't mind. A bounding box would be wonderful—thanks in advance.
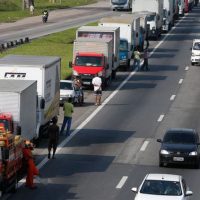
[42,10,49,23]
[73,87,84,106]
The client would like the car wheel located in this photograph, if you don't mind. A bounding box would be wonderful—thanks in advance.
[159,160,163,167]
[191,62,194,66]
[194,160,200,169]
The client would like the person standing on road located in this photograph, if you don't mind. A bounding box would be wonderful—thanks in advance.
[134,48,141,71]
[141,48,149,71]
[47,116,59,159]
[60,97,74,136]
[22,140,39,189]
[92,74,102,106]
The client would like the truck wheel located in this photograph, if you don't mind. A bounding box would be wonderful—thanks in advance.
[10,177,18,193]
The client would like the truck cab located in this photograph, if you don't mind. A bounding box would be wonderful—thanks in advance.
[0,113,13,133]
[119,39,129,68]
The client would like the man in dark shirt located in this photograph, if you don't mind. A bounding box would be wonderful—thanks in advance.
[48,116,59,159]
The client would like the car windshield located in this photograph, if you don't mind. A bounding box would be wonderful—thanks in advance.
[75,56,103,67]
[140,180,182,196]
[163,131,196,144]
[120,40,128,51]
[60,82,73,90]
[111,0,127,3]
[147,14,155,22]
[0,119,9,130]
[193,42,200,50]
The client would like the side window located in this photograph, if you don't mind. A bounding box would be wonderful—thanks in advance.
[182,179,186,194]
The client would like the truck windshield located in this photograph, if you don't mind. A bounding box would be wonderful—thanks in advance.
[111,0,127,3]
[0,119,9,131]
[147,15,155,22]
[193,42,200,50]
[163,9,168,18]
[120,40,128,51]
[75,56,103,67]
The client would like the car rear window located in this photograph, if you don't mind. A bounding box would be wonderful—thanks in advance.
[164,131,196,144]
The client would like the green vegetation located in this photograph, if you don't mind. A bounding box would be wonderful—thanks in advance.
[0,22,98,79]
[0,0,97,22]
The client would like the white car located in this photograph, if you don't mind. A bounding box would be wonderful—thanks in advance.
[131,173,193,200]
[60,80,75,105]
[191,39,200,66]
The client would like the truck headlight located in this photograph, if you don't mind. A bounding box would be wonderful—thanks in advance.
[189,151,197,156]
[160,150,169,155]
[73,70,79,76]
[122,55,127,59]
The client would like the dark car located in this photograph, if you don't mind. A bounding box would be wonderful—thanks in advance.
[157,128,200,168]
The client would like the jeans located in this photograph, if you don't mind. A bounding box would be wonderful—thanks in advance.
[134,59,140,70]
[60,116,72,135]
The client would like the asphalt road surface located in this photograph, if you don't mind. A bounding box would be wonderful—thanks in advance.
[2,3,200,200]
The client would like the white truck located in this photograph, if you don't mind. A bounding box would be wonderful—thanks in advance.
[76,26,120,79]
[163,0,174,32]
[99,16,134,68]
[0,80,37,140]
[132,0,164,40]
[0,55,61,139]
[71,38,113,88]
[111,0,132,11]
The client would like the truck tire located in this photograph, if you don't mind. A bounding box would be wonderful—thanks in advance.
[10,177,18,193]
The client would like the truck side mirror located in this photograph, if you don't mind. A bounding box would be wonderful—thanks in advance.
[114,56,117,62]
[106,64,109,69]
[40,98,45,109]
[69,61,72,68]
[131,45,133,50]
[136,32,139,37]
[168,11,171,16]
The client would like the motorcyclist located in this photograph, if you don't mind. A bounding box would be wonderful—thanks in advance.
[72,76,84,104]
[42,9,49,23]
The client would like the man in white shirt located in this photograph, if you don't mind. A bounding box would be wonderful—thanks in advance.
[92,74,102,106]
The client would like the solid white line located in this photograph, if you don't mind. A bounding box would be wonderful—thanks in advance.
[140,141,149,151]
[170,95,176,101]
[179,79,183,84]
[18,10,187,188]
[157,115,165,122]
[185,66,189,71]
[116,176,128,189]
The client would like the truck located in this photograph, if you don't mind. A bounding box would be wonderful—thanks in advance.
[110,0,132,11]
[0,80,37,141]
[76,26,120,79]
[70,38,113,88]
[120,14,141,50]
[163,0,174,32]
[132,0,164,40]
[99,16,134,69]
[0,131,24,196]
[178,0,185,16]
[0,55,61,139]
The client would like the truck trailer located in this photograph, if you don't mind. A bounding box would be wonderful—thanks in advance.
[76,26,120,79]
[132,0,164,40]
[0,55,61,139]
[0,80,37,140]
[71,38,113,88]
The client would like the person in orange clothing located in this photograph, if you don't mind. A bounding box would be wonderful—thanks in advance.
[22,140,39,189]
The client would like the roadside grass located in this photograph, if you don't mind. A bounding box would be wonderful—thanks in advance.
[0,22,98,80]
[0,0,97,22]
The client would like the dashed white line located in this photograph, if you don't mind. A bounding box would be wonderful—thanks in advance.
[170,95,176,101]
[140,141,149,151]
[185,66,189,71]
[179,79,183,84]
[116,176,128,189]
[157,115,165,122]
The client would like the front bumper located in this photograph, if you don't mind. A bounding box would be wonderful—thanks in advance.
[160,154,199,166]
[119,59,128,66]
[111,4,128,10]
[191,55,200,64]
[162,25,169,31]
[149,29,157,38]
[60,95,74,104]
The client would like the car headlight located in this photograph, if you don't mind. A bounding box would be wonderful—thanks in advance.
[160,150,169,155]
[73,70,79,76]
[189,151,197,156]
[98,71,103,76]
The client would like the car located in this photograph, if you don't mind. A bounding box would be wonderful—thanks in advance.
[131,173,193,200]
[191,39,200,66]
[157,128,200,168]
[60,80,75,105]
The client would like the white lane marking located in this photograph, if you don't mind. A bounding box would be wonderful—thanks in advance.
[157,115,165,122]
[18,10,188,188]
[170,95,176,101]
[179,79,183,84]
[185,66,189,71]
[140,141,149,151]
[116,176,128,189]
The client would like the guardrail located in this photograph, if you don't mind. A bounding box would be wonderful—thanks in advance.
[0,37,30,53]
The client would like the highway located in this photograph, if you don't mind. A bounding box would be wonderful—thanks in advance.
[2,2,200,200]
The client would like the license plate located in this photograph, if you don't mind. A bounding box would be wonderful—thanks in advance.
[173,157,184,162]
[83,81,91,85]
